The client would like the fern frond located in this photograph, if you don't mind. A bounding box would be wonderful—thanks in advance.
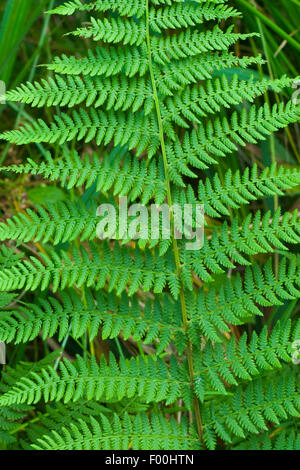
[192,320,294,402]
[0,200,97,245]
[234,425,300,450]
[70,16,147,46]
[8,159,297,251]
[49,0,146,19]
[0,242,179,297]
[0,246,24,270]
[45,44,149,79]
[49,0,238,27]
[0,195,197,253]
[1,0,300,452]
[163,75,297,127]
[5,75,154,114]
[92,0,146,18]
[44,45,148,77]
[0,289,184,353]
[155,52,265,95]
[187,257,300,341]
[0,109,160,156]
[149,2,240,33]
[151,26,257,65]
[151,0,230,4]
[22,400,112,449]
[48,0,95,16]
[32,412,200,450]
[0,354,189,407]
[198,163,300,218]
[0,354,60,445]
[168,102,300,184]
[181,209,300,286]
[0,404,32,445]
[1,149,166,204]
[3,319,293,410]
[202,367,300,449]
[9,68,286,121]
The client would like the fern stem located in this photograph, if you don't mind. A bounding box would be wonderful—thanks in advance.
[145,0,203,443]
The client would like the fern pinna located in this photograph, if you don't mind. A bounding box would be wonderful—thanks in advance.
[0,0,299,451]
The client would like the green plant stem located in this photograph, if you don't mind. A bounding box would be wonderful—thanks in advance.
[54,332,70,371]
[145,0,203,443]
[236,0,300,52]
[10,414,46,436]
[251,0,279,278]
[252,3,278,207]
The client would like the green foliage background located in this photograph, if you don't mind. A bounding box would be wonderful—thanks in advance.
[0,0,299,451]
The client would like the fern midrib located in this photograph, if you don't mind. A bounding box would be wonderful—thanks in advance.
[145,0,203,442]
